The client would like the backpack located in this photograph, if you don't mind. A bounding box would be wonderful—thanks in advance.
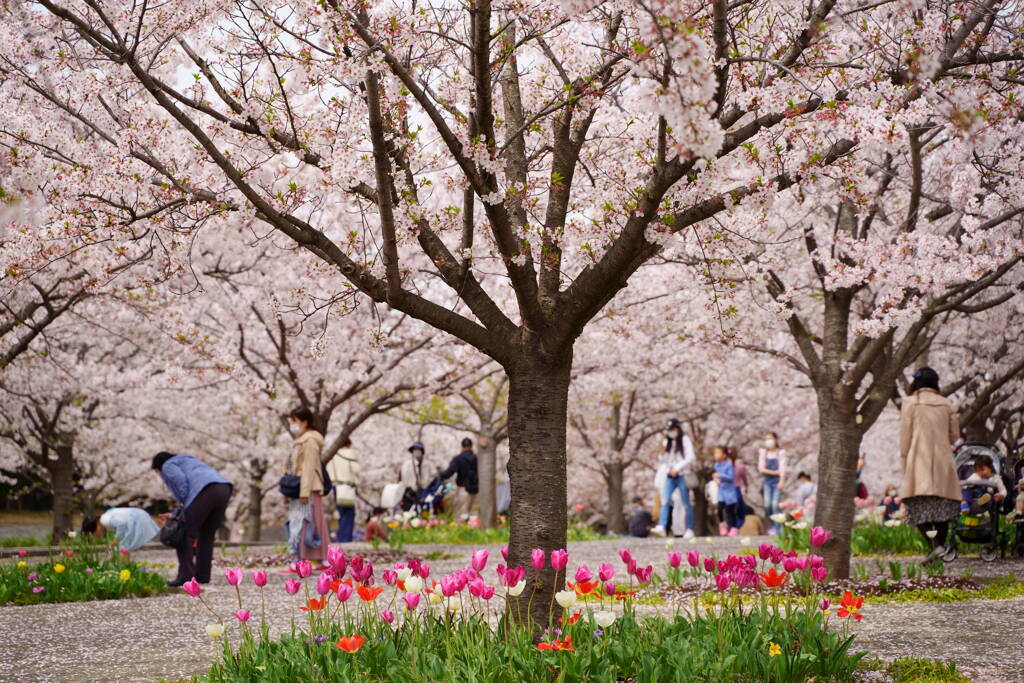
[320,461,334,496]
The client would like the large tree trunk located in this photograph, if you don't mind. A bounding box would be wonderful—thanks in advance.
[603,461,626,535]
[243,480,263,542]
[812,396,863,579]
[506,349,571,630]
[477,433,498,528]
[48,446,75,541]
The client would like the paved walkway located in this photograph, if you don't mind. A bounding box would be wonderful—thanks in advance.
[1,537,1022,682]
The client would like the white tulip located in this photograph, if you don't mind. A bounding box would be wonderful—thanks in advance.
[445,596,461,612]
[396,568,413,582]
[555,590,577,608]
[770,513,787,524]
[594,611,616,628]
[206,623,225,639]
[740,537,751,546]
[925,529,938,539]
[404,576,424,593]
[506,580,526,597]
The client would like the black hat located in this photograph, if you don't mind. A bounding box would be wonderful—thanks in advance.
[666,418,682,430]
[408,441,425,453]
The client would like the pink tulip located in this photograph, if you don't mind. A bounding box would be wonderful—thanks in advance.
[783,558,799,573]
[480,585,495,600]
[316,572,332,595]
[501,565,525,587]
[715,573,731,591]
[809,555,824,569]
[598,563,615,582]
[285,578,302,594]
[550,549,568,571]
[811,567,828,582]
[769,548,785,564]
[235,609,251,622]
[686,551,700,568]
[252,570,268,587]
[703,557,715,573]
[626,559,637,576]
[380,609,395,624]
[743,555,757,570]
[65,550,73,557]
[501,545,509,562]
[667,552,682,568]
[224,567,244,586]
[618,548,632,565]
[809,527,831,548]
[531,549,546,571]
[471,549,489,573]
[440,575,460,597]
[417,562,430,578]
[604,580,616,596]
[819,598,831,611]
[794,557,810,571]
[574,565,594,584]
[183,578,202,598]
[295,561,313,578]
[758,544,773,560]
[18,550,26,557]
[336,582,353,602]
[635,565,653,583]
[327,547,347,577]
[382,569,398,586]
[403,592,421,611]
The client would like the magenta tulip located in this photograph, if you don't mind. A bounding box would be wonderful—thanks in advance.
[574,565,594,584]
[252,570,268,587]
[500,545,509,562]
[667,552,682,568]
[618,548,632,565]
[235,609,251,622]
[183,578,202,597]
[715,573,731,591]
[686,550,700,568]
[471,549,489,573]
[382,569,398,586]
[811,567,828,582]
[703,557,715,573]
[758,544,773,560]
[403,592,421,611]
[336,582,353,602]
[380,609,395,624]
[224,567,244,586]
[635,565,653,584]
[809,526,831,547]
[604,581,616,596]
[285,578,302,594]
[598,563,615,582]
[295,561,313,578]
[550,549,568,571]
[531,549,546,571]
[316,572,332,595]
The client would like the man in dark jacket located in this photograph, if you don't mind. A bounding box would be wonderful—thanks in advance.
[440,437,478,521]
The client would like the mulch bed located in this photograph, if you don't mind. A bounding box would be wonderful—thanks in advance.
[212,550,417,570]
[656,575,980,601]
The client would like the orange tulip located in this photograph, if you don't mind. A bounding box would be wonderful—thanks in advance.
[336,634,366,653]
[537,635,575,652]
[299,597,327,611]
[837,591,864,621]
[757,568,789,589]
[357,585,384,602]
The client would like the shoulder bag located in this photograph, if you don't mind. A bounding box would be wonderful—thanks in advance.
[159,507,187,548]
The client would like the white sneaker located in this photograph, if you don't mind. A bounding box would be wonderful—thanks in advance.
[650,525,667,537]
[683,530,695,540]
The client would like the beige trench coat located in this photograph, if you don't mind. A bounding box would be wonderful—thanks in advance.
[899,388,961,501]
[291,430,325,500]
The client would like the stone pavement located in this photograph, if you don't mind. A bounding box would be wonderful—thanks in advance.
[1,536,1022,682]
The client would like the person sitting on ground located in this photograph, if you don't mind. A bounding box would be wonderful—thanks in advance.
[960,453,1005,513]
[627,496,653,537]
[365,507,389,542]
[793,471,817,510]
[82,507,161,555]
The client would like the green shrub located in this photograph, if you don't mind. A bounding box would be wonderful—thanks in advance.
[780,522,928,555]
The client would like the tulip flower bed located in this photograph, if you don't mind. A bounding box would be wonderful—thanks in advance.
[192,528,866,682]
[0,542,166,605]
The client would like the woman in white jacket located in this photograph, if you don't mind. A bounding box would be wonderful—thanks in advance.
[651,419,696,538]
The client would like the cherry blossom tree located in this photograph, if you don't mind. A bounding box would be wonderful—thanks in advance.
[3,0,1021,618]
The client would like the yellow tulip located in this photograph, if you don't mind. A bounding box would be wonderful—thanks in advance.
[53,564,65,574]
[120,569,131,581]
[16,561,26,568]
[769,642,782,658]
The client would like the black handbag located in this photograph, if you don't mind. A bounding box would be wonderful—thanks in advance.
[159,507,186,548]
[279,457,301,499]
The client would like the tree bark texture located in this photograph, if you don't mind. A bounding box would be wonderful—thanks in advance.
[47,446,74,541]
[812,398,863,579]
[478,434,498,528]
[505,350,571,629]
[244,480,263,542]
[604,461,626,535]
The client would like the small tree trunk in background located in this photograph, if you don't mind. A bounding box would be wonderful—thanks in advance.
[48,446,75,541]
[813,399,863,579]
[243,480,263,542]
[692,466,712,536]
[478,433,498,528]
[604,462,627,535]
[506,349,571,631]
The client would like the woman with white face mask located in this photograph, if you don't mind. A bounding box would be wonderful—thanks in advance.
[651,418,697,539]
[758,432,786,534]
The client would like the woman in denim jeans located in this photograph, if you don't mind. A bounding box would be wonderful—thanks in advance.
[757,432,787,534]
[651,419,697,538]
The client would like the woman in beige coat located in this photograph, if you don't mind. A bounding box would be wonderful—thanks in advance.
[287,407,329,563]
[899,367,961,559]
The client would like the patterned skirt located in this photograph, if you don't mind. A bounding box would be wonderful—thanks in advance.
[903,495,960,527]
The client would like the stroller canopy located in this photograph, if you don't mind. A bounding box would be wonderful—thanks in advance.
[955,443,1005,480]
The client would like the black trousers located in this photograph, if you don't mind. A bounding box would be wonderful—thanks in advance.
[175,483,232,583]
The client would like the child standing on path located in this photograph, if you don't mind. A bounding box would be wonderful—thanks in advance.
[713,446,740,536]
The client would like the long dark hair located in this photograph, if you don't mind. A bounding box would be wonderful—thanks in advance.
[664,419,684,453]
[910,367,940,393]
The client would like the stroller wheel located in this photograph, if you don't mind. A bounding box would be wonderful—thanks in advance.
[941,545,958,563]
[980,545,998,562]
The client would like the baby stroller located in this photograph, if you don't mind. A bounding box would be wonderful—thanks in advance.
[944,444,1009,562]
[399,475,452,516]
